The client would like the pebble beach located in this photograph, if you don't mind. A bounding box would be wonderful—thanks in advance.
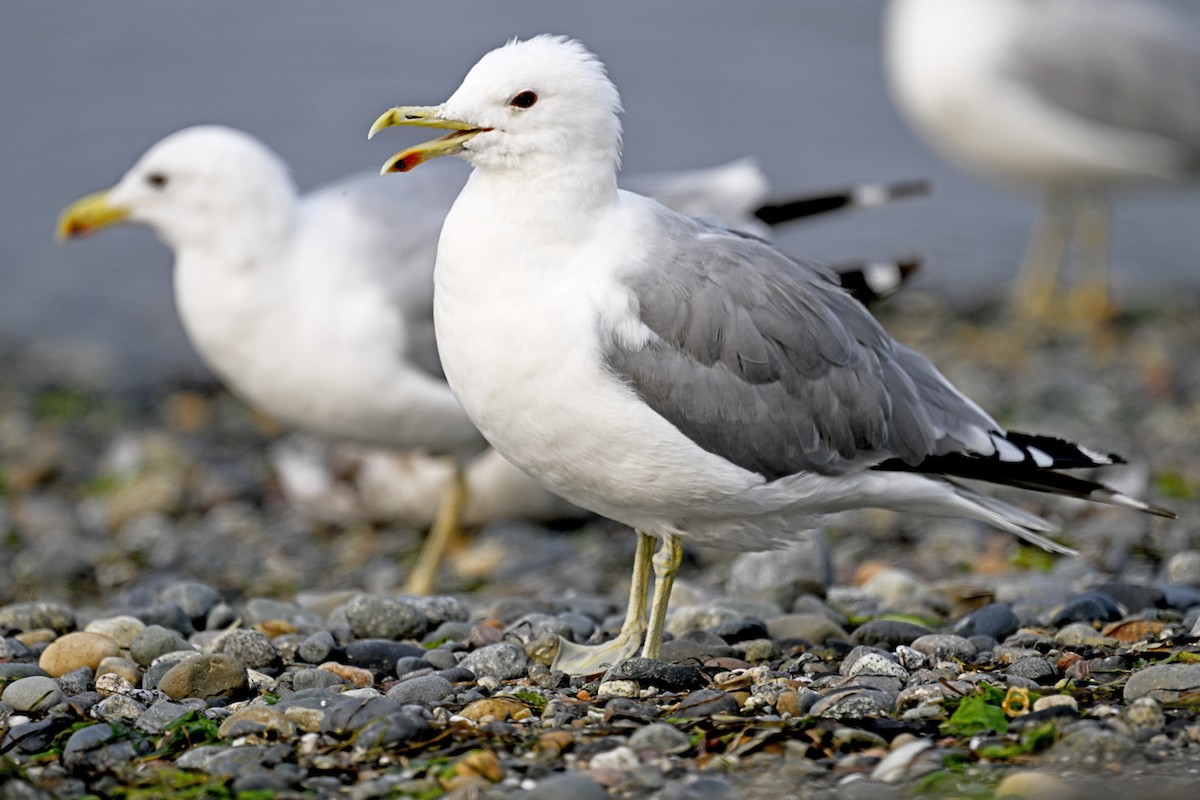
[3,295,1200,799]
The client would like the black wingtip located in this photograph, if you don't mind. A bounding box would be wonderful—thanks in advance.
[753,177,934,227]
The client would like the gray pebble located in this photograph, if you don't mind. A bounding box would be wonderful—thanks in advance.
[850,620,933,649]
[847,653,909,680]
[422,648,459,671]
[90,693,145,723]
[209,629,281,671]
[522,774,609,800]
[0,663,51,682]
[954,603,1019,642]
[157,581,221,623]
[811,688,895,719]
[727,532,831,607]
[408,594,471,626]
[1046,592,1123,626]
[240,597,323,632]
[460,642,529,681]
[657,630,736,662]
[1118,696,1165,741]
[298,631,336,664]
[505,612,573,646]
[143,650,201,691]
[0,601,76,635]
[291,668,350,692]
[2,676,64,713]
[385,674,453,705]
[1048,722,1136,764]
[676,689,740,717]
[627,721,692,754]
[1165,551,1200,588]
[910,634,976,664]
[342,594,429,640]
[129,625,193,667]
[605,658,705,691]
[1123,663,1200,704]
[175,743,291,778]
[661,777,737,800]
[135,698,202,733]
[344,640,425,673]
[113,603,193,635]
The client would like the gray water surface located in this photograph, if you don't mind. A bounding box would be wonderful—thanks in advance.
[3,1,1198,385]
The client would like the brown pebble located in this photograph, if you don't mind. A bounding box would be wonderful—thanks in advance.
[157,654,247,700]
[16,629,59,647]
[96,656,143,687]
[318,662,374,688]
[217,706,297,741]
[38,631,123,677]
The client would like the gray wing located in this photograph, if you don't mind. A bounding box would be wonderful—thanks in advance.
[1006,0,1200,159]
[303,163,469,380]
[604,208,998,479]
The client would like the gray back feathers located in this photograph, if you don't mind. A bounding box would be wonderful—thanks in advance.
[604,209,998,479]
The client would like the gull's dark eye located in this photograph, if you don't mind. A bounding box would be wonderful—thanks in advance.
[509,90,538,109]
[146,172,169,189]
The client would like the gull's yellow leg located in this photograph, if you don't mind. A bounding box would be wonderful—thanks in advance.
[641,533,683,660]
[552,531,654,674]
[1066,193,1116,327]
[403,463,468,595]
[1012,189,1074,323]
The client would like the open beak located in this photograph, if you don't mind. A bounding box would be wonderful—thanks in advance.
[56,190,129,240]
[368,106,490,174]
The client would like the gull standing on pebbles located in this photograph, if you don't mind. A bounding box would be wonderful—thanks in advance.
[56,125,917,593]
[370,35,1174,673]
[886,0,1200,324]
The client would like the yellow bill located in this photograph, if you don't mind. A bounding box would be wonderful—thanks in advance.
[369,106,490,174]
[57,190,129,240]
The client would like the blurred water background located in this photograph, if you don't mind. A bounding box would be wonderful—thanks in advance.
[3,0,1198,386]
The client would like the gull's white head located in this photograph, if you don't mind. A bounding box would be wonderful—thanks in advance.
[58,125,296,253]
[371,35,623,174]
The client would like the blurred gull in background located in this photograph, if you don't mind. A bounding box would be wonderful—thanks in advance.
[886,0,1200,325]
[58,125,924,594]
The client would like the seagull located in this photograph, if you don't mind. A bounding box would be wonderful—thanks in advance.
[886,0,1200,325]
[370,34,1174,673]
[57,125,920,594]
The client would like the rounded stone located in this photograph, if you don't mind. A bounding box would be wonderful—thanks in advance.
[811,688,896,719]
[850,620,934,649]
[1006,657,1059,684]
[157,654,248,700]
[387,674,454,705]
[96,656,142,686]
[627,722,692,754]
[1053,623,1117,648]
[1046,592,1123,626]
[847,653,909,680]
[1165,551,1200,587]
[910,634,976,665]
[460,642,529,681]
[209,629,281,671]
[342,594,429,640]
[0,601,76,635]
[129,625,194,667]
[994,772,1076,800]
[954,603,1019,641]
[2,675,65,713]
[84,616,145,649]
[158,581,222,622]
[38,632,122,677]
[765,613,850,644]
[217,706,297,741]
[1032,694,1078,713]
[1122,663,1200,705]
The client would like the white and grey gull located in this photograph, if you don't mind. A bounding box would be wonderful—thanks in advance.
[886,0,1200,324]
[370,35,1174,673]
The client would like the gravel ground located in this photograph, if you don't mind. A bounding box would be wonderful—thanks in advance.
[2,294,1200,799]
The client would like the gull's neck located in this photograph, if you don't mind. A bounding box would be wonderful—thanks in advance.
[464,151,620,231]
[170,184,298,274]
